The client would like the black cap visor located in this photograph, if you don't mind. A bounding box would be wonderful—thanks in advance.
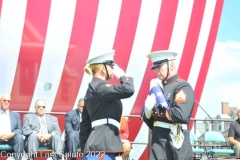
[104,60,115,66]
[90,60,115,66]
[151,59,168,70]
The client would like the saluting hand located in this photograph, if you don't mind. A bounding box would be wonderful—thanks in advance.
[113,64,126,79]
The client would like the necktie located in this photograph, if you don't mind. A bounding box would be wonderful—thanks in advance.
[40,116,48,134]
[77,113,81,131]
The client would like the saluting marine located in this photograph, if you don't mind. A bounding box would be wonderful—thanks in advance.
[80,50,135,160]
[143,50,195,160]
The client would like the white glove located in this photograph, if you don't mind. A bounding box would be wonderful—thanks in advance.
[144,94,156,119]
[113,64,126,79]
[150,78,162,89]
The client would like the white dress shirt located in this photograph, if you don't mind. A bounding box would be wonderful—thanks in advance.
[38,115,48,134]
[0,109,11,134]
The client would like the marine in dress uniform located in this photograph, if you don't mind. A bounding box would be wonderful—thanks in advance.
[80,50,135,160]
[143,50,195,160]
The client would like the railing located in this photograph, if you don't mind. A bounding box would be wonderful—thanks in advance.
[190,118,235,144]
[190,118,234,134]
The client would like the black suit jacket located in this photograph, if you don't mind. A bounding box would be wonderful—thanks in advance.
[65,109,80,139]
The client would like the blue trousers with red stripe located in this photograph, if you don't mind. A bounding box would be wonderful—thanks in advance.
[82,153,115,160]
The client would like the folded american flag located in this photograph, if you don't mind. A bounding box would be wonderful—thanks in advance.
[140,79,169,120]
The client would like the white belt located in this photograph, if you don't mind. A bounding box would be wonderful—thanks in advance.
[91,118,120,130]
[153,121,187,130]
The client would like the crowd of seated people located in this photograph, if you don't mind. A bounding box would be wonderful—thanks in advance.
[0,93,132,160]
[0,93,84,160]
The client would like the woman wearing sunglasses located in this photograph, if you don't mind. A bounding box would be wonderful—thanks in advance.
[80,50,135,160]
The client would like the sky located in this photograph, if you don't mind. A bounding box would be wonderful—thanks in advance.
[196,0,240,119]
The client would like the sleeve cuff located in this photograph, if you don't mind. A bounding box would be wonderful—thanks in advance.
[119,75,129,81]
[165,110,172,121]
[33,131,37,134]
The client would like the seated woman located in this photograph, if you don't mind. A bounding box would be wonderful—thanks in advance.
[120,116,131,160]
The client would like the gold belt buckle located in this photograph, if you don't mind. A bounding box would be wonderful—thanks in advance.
[153,121,157,126]
[170,123,183,143]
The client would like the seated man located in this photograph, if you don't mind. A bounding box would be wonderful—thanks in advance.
[0,93,24,160]
[22,99,63,160]
[228,107,240,157]
[64,98,84,160]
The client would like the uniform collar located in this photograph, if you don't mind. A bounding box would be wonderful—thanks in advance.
[162,74,180,86]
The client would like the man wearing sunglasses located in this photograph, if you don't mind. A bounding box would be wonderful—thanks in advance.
[22,99,63,160]
[0,93,24,160]
[64,98,84,160]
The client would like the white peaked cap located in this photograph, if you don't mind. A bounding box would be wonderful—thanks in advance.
[86,50,115,65]
[147,50,178,69]
[147,50,178,62]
